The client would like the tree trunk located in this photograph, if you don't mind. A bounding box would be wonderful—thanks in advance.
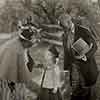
[98,0,100,8]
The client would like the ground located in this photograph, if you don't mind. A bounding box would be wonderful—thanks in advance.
[0,35,100,100]
[28,41,100,100]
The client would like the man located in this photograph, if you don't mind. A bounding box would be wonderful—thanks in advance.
[59,14,98,100]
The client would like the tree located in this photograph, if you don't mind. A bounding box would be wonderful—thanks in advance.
[21,0,67,25]
[98,0,100,7]
[0,0,33,33]
[0,0,68,32]
[67,0,100,39]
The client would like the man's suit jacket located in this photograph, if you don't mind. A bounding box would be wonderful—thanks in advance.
[63,24,99,86]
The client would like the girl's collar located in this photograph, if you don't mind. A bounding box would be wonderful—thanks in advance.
[71,23,75,33]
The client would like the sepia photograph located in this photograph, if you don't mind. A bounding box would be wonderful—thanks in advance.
[0,0,100,100]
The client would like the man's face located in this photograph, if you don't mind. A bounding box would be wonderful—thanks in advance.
[63,19,72,30]
[70,7,79,18]
[60,14,73,31]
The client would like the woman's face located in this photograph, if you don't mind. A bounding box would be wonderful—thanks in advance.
[22,40,33,48]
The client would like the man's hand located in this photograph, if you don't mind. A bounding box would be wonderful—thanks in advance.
[74,54,87,61]
[81,55,87,61]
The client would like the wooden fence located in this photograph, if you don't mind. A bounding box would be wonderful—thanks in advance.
[0,81,35,100]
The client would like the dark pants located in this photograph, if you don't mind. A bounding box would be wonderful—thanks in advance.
[70,87,96,100]
[38,88,63,100]
[71,94,90,100]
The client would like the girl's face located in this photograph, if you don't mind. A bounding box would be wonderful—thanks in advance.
[46,50,56,64]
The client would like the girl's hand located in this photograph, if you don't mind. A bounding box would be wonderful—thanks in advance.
[53,88,58,93]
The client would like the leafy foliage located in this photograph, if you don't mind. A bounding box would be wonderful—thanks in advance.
[31,0,66,24]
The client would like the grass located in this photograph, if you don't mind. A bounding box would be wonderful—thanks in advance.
[29,42,100,100]
[0,38,100,100]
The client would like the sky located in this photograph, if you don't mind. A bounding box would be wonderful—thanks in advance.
[0,0,5,7]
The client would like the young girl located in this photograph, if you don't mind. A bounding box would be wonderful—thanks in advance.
[38,45,62,100]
